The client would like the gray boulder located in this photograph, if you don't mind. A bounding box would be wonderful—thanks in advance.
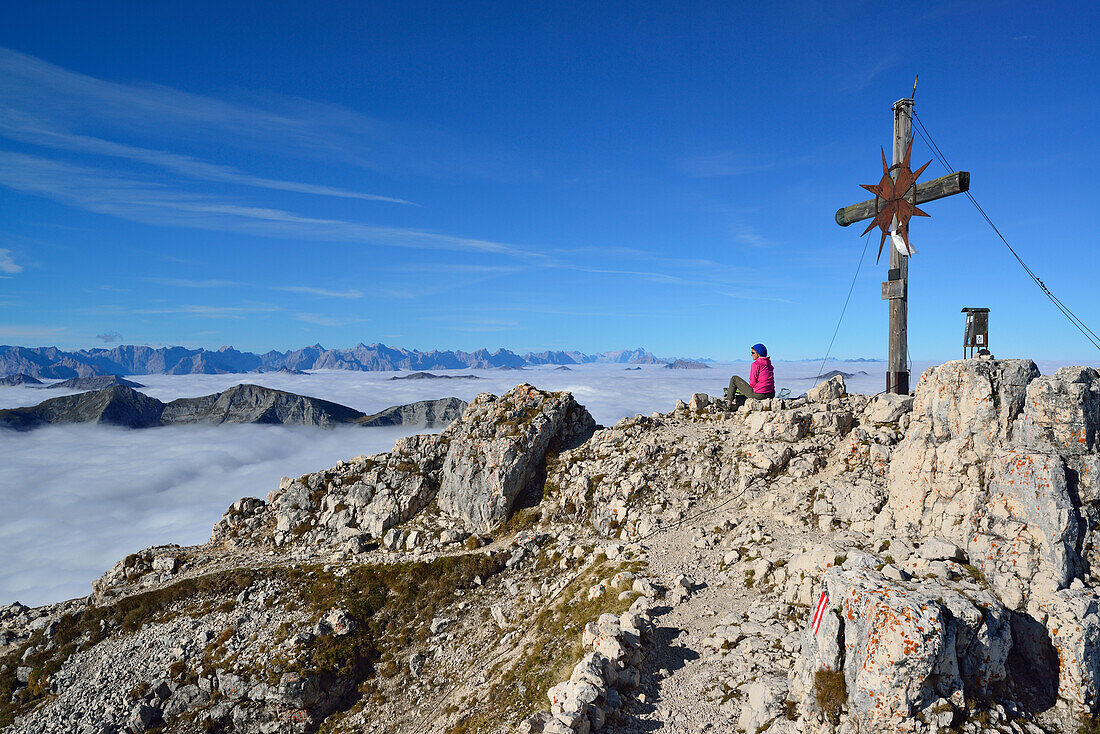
[436,384,595,532]
[866,392,914,424]
[273,671,322,709]
[126,704,159,731]
[808,374,846,402]
[792,565,1011,730]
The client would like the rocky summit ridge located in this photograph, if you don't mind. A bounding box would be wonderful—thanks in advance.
[2,359,1099,734]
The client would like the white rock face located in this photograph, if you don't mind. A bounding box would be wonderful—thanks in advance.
[880,360,1100,615]
[820,358,1100,721]
[1039,588,1100,714]
[917,537,963,562]
[807,374,846,402]
[976,449,1080,606]
[867,393,914,424]
[793,565,1012,730]
[436,384,595,532]
[267,432,447,544]
[882,360,1058,604]
[1013,366,1100,459]
[738,677,787,732]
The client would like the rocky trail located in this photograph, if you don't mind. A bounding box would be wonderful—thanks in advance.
[2,359,1099,734]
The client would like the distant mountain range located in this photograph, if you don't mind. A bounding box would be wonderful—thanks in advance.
[0,344,671,379]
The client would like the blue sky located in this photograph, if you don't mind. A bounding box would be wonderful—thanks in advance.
[0,1,1096,361]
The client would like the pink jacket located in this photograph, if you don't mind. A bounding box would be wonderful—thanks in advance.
[750,356,774,394]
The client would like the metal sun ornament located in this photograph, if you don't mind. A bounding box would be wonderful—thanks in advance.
[859,138,932,262]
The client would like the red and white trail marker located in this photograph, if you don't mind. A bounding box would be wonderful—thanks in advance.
[812,590,830,635]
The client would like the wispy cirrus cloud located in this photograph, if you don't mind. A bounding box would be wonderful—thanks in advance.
[293,313,367,327]
[0,46,788,304]
[0,152,537,258]
[452,319,522,332]
[732,224,779,249]
[0,46,513,185]
[679,151,776,178]
[0,248,21,274]
[0,47,418,205]
[721,290,794,304]
[837,58,896,94]
[147,277,243,289]
[122,304,281,319]
[0,113,418,206]
[418,313,522,332]
[276,286,363,299]
[564,264,689,285]
[555,245,760,287]
[0,325,65,340]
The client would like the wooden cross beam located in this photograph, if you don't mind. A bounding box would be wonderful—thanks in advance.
[835,97,970,395]
[834,171,969,227]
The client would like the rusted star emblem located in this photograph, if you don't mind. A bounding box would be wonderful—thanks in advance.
[860,139,931,262]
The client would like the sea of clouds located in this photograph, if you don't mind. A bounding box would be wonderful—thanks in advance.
[3,358,1095,606]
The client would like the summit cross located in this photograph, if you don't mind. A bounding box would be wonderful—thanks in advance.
[835,96,970,395]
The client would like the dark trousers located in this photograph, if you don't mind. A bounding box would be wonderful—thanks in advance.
[728,375,775,400]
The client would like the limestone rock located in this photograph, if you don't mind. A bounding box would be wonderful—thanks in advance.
[808,374,846,402]
[1013,366,1099,458]
[747,410,809,443]
[737,677,787,732]
[908,358,1038,452]
[794,566,1011,729]
[1038,588,1100,715]
[437,384,595,532]
[972,449,1080,607]
[882,359,1075,608]
[917,537,964,562]
[867,393,914,424]
[689,393,710,411]
[267,433,447,545]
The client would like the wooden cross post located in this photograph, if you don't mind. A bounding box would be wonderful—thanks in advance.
[834,97,970,394]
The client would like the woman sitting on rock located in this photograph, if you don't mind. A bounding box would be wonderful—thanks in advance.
[727,343,775,401]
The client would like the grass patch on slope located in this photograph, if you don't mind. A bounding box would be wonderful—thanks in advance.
[1,554,505,730]
[445,556,644,733]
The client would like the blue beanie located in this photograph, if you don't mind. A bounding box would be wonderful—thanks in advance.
[752,343,767,358]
